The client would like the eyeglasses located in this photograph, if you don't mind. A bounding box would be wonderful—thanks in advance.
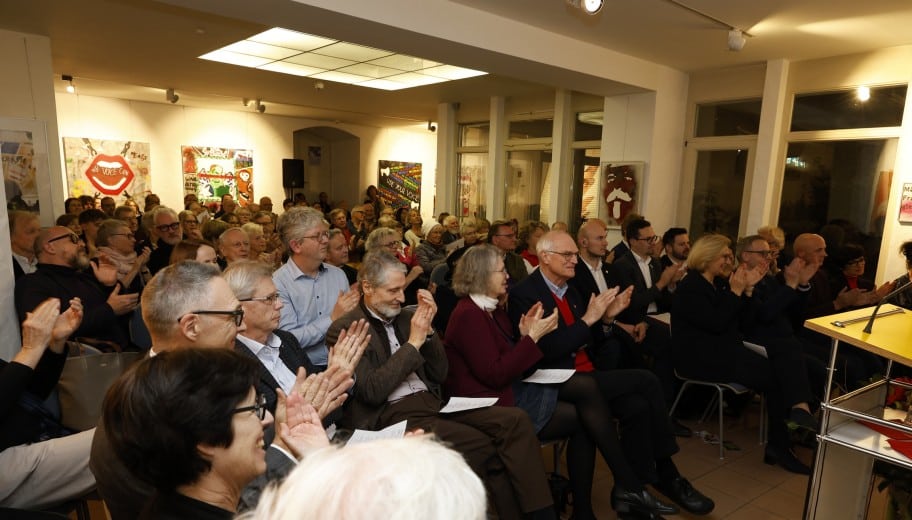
[299,231,330,242]
[546,250,578,261]
[744,250,773,258]
[155,222,181,233]
[494,233,516,239]
[233,394,267,420]
[110,233,135,239]
[632,235,659,244]
[48,233,80,245]
[240,293,281,305]
[178,307,245,326]
[846,258,866,266]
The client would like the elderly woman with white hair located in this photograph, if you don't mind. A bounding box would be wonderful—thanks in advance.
[243,435,485,520]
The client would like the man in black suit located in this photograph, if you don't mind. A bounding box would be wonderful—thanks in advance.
[610,219,687,434]
[660,227,690,269]
[509,231,714,515]
[145,207,183,275]
[9,210,40,279]
[609,212,644,262]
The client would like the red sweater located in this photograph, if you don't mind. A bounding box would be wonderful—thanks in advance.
[444,297,544,405]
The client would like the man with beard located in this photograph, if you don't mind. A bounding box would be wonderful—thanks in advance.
[146,207,184,275]
[15,226,138,349]
[274,208,359,368]
[326,251,557,519]
[661,227,691,269]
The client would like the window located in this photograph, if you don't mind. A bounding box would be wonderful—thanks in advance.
[459,122,489,147]
[457,152,487,219]
[505,150,551,222]
[508,118,553,140]
[695,99,762,137]
[790,86,906,131]
[689,149,748,239]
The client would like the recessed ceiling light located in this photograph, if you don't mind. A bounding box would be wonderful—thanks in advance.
[198,28,487,90]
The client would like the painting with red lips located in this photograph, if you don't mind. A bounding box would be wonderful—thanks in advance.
[63,137,150,202]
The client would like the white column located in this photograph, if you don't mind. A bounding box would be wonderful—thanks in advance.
[487,96,506,219]
[435,102,457,215]
[549,88,574,224]
[746,59,790,232]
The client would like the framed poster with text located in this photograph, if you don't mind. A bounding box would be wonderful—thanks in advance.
[378,160,421,210]
[63,137,151,204]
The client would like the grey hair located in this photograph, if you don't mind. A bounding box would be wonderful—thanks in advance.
[142,261,222,340]
[452,244,502,297]
[536,232,557,256]
[276,207,327,250]
[223,260,274,301]
[241,435,485,520]
[328,228,344,240]
[358,251,406,288]
[95,219,130,247]
[218,227,246,246]
[151,206,178,226]
[365,227,398,252]
[241,222,263,237]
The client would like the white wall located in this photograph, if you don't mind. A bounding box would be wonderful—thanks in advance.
[54,95,437,217]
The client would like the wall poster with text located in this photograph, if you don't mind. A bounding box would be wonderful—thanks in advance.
[181,146,254,207]
[378,160,421,210]
[63,137,151,205]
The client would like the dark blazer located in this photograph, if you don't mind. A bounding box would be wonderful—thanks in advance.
[234,329,319,414]
[15,263,129,349]
[568,255,615,301]
[508,269,613,370]
[326,301,448,430]
[0,349,68,451]
[742,274,809,341]
[147,239,174,276]
[610,240,631,262]
[12,257,26,280]
[670,271,745,379]
[610,252,672,324]
[504,251,529,287]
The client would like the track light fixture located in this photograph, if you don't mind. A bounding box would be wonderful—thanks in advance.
[255,99,266,114]
[565,0,603,15]
[166,88,179,104]
[62,74,75,93]
[727,30,746,52]
[427,121,437,132]
[242,98,251,107]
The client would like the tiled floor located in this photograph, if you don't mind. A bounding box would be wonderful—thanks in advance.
[558,404,817,520]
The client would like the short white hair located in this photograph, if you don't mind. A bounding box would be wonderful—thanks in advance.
[243,436,485,520]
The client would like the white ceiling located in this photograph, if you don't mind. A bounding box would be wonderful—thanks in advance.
[4,0,912,127]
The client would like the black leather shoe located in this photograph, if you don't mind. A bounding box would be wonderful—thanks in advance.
[764,445,811,475]
[653,477,715,515]
[671,419,692,438]
[611,487,679,517]
[788,408,819,432]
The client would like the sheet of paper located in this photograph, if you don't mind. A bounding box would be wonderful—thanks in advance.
[346,419,407,444]
[439,396,498,413]
[522,369,575,384]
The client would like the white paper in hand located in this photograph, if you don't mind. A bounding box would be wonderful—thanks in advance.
[440,397,498,413]
[347,419,407,445]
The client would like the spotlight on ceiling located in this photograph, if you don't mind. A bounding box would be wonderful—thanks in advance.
[727,30,746,51]
[166,88,179,104]
[857,86,871,102]
[62,74,75,94]
[565,0,602,15]
[255,99,266,114]
[427,121,437,133]
[242,98,251,107]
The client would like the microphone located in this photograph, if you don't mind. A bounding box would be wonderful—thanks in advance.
[862,280,912,334]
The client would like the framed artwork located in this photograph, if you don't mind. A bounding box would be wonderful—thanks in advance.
[378,160,421,209]
[900,183,912,224]
[181,146,254,207]
[599,161,644,227]
[1,117,51,216]
[62,137,151,205]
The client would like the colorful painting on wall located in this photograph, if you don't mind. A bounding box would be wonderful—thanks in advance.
[1,129,39,211]
[62,138,151,204]
[378,160,421,210]
[181,146,254,207]
[600,161,644,227]
[900,183,912,224]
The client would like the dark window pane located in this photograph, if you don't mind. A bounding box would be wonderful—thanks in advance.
[695,99,762,137]
[689,149,747,239]
[790,86,906,131]
[778,139,894,273]
[508,118,553,140]
[575,112,603,141]
[459,123,489,147]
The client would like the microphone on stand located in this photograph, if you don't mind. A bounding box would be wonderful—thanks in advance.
[862,280,912,334]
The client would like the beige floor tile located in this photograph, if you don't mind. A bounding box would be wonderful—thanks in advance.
[749,486,806,519]
[694,467,774,502]
[725,454,792,487]
[774,474,811,499]
[723,504,789,520]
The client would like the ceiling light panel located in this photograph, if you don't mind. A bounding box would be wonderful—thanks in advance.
[259,61,326,77]
[312,42,393,62]
[249,28,336,52]
[310,70,373,85]
[368,54,440,71]
[198,28,487,90]
[285,53,356,69]
[222,40,300,60]
[200,50,273,68]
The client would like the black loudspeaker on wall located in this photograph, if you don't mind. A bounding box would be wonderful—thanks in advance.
[282,159,305,188]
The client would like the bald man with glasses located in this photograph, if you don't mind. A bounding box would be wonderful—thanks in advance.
[15,226,138,350]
